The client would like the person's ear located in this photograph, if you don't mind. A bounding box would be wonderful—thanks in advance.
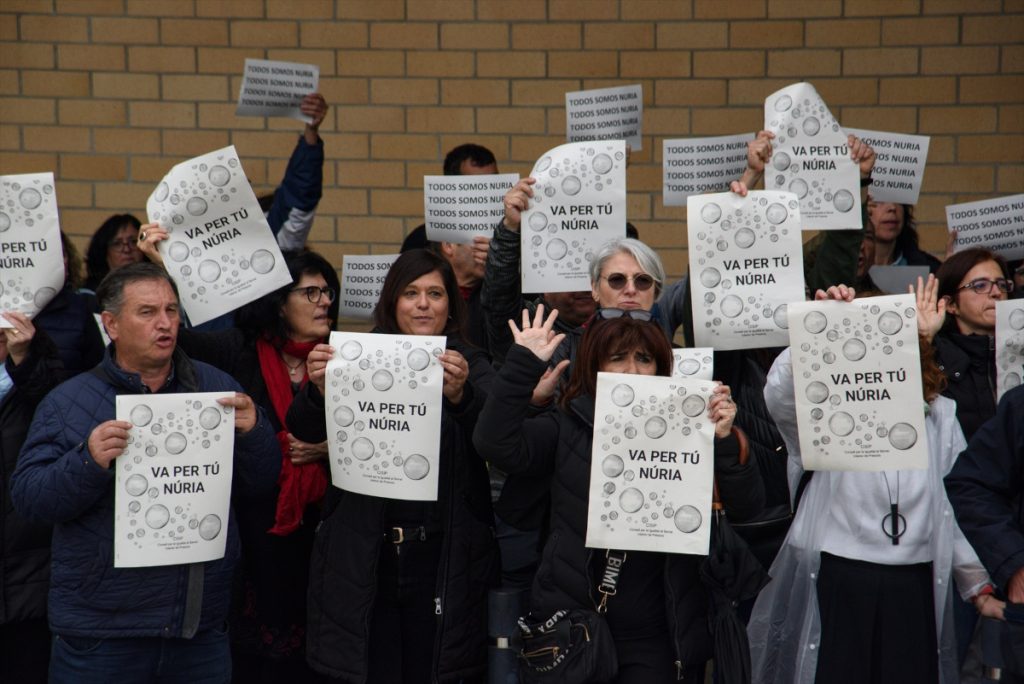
[101,311,118,341]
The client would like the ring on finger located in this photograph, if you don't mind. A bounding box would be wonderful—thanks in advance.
[140,231,147,241]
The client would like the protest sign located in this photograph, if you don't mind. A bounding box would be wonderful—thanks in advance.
[115,392,234,568]
[764,83,862,230]
[996,300,1024,401]
[423,174,518,243]
[236,59,319,123]
[788,294,928,471]
[325,331,445,501]
[868,265,930,296]
[147,146,292,326]
[521,141,627,293]
[672,348,714,381]
[688,191,805,350]
[0,172,64,324]
[586,373,715,555]
[844,127,929,205]
[339,253,398,320]
[663,133,755,206]
[565,84,643,151]
[946,194,1024,261]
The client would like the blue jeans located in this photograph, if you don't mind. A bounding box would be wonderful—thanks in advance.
[49,626,230,684]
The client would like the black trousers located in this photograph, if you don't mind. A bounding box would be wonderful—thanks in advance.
[815,552,939,684]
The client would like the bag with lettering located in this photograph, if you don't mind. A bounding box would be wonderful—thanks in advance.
[517,608,616,684]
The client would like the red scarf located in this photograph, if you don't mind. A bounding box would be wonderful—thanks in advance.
[257,337,328,536]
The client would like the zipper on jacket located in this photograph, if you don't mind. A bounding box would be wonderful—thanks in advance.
[434,597,442,615]
[664,556,686,680]
[430,444,457,684]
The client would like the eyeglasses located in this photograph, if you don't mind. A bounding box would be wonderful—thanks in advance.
[290,286,336,303]
[108,239,137,251]
[957,278,1014,295]
[595,308,654,322]
[600,273,656,291]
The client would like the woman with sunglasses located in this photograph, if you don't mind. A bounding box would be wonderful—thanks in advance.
[288,249,499,684]
[475,308,762,683]
[138,226,339,681]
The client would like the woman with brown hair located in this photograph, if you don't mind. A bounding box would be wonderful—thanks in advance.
[748,284,1001,684]
[474,309,763,683]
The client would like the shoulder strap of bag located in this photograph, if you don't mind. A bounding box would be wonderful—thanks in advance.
[596,549,627,614]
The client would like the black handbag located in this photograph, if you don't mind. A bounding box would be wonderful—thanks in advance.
[517,551,624,684]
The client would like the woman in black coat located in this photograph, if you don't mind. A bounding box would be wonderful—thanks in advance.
[474,308,763,683]
[288,249,499,684]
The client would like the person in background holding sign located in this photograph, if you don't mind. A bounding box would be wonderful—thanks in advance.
[139,233,338,681]
[10,263,280,684]
[288,249,499,683]
[749,284,999,684]
[475,308,761,683]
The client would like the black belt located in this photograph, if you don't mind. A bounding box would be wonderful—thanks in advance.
[386,526,437,544]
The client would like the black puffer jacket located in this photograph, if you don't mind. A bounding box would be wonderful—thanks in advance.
[286,337,499,683]
[1,332,62,625]
[934,331,997,442]
[475,345,764,671]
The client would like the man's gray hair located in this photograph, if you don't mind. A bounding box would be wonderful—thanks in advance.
[588,237,666,297]
[96,262,179,315]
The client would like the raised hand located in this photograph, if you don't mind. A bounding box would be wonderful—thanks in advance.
[509,304,566,363]
[531,359,570,406]
[502,177,536,233]
[709,384,737,439]
[737,130,774,190]
[137,222,169,265]
[911,274,945,343]
[814,284,856,302]
[847,134,876,179]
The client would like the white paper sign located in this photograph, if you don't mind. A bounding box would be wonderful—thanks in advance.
[339,253,398,320]
[663,133,755,206]
[325,331,445,501]
[946,194,1024,261]
[996,300,1024,401]
[844,127,930,205]
[0,172,64,324]
[868,265,930,296]
[586,372,715,555]
[114,392,234,568]
[764,83,862,230]
[672,348,714,381]
[787,294,928,471]
[521,141,627,293]
[423,174,519,244]
[147,146,292,326]
[687,191,806,350]
[236,59,319,123]
[565,84,643,151]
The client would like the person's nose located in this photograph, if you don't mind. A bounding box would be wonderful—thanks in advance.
[415,293,430,309]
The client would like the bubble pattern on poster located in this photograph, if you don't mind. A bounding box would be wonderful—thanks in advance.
[0,175,62,315]
[526,143,625,272]
[996,301,1024,400]
[765,89,853,217]
[117,399,230,550]
[793,300,921,460]
[672,348,714,381]
[328,337,442,485]
[592,379,713,538]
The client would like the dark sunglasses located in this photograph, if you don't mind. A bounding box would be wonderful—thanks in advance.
[290,286,336,303]
[957,278,1014,295]
[595,307,654,322]
[601,273,656,291]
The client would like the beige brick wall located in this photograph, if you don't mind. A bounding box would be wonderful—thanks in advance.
[1,0,1023,286]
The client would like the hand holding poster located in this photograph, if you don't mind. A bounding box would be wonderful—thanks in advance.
[946,194,1024,261]
[0,173,64,323]
[115,392,234,568]
[325,331,445,500]
[687,191,805,350]
[844,127,930,205]
[663,133,755,206]
[147,146,292,326]
[586,373,715,555]
[521,141,627,293]
[423,174,518,243]
[764,83,862,230]
[996,300,1024,401]
[787,294,927,471]
[339,254,398,320]
[565,84,643,151]
[672,348,714,381]
[236,59,319,123]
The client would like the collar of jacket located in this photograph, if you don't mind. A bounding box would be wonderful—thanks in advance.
[97,345,198,394]
[937,331,994,379]
[568,393,596,429]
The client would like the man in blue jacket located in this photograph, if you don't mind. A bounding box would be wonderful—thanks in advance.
[11,262,280,683]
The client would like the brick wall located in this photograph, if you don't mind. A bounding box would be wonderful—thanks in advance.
[1,0,1022,284]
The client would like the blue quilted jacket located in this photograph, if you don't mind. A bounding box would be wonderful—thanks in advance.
[10,347,280,638]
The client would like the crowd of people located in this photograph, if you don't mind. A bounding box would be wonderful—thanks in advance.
[1,90,1022,684]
